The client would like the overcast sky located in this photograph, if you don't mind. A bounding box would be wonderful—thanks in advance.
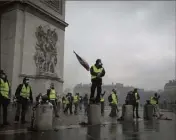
[64,1,176,91]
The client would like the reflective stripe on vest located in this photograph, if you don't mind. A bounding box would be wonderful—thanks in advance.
[91,65,103,79]
[74,95,79,103]
[150,97,157,105]
[20,84,30,99]
[100,98,104,102]
[111,92,118,105]
[0,79,9,98]
[49,89,56,99]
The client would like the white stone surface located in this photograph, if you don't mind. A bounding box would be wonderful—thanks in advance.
[88,104,101,125]
[124,105,133,121]
[35,103,53,130]
[1,10,16,81]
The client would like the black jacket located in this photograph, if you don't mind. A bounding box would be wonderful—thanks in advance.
[15,84,33,101]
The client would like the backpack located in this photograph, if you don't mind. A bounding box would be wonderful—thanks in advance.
[108,95,112,102]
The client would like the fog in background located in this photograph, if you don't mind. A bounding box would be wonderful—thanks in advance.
[64,1,176,91]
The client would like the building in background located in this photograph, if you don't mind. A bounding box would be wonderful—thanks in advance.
[73,83,156,105]
[164,80,176,102]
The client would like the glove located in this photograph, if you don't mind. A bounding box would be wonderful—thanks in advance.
[97,73,101,77]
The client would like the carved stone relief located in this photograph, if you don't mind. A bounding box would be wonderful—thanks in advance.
[34,25,58,75]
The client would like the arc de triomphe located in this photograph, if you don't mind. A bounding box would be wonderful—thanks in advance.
[0,0,68,99]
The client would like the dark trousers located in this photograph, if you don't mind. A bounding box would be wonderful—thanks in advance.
[74,103,78,114]
[84,104,88,114]
[79,103,82,110]
[109,104,117,117]
[64,103,73,114]
[90,80,102,102]
[101,102,104,115]
[50,100,58,117]
[0,96,10,124]
[62,103,66,110]
[15,98,28,122]
[133,102,139,118]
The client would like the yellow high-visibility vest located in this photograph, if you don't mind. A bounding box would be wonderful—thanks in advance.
[65,98,69,104]
[100,97,104,102]
[150,97,157,105]
[74,95,79,103]
[111,92,118,105]
[91,65,103,79]
[49,89,56,99]
[0,78,9,99]
[20,84,30,99]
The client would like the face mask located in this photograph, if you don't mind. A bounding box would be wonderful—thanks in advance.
[25,80,29,84]
[1,75,5,78]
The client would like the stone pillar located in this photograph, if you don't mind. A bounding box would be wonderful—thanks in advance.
[88,104,101,125]
[35,103,53,130]
[146,105,154,120]
[0,1,68,100]
[124,105,133,121]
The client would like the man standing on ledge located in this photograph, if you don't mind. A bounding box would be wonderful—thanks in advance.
[132,88,140,118]
[90,59,105,104]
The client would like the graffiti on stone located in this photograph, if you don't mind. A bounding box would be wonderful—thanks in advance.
[34,25,58,75]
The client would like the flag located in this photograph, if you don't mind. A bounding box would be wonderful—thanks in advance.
[73,51,90,71]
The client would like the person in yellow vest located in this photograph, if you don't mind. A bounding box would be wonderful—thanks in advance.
[14,77,33,124]
[132,88,140,118]
[100,91,106,116]
[109,89,118,117]
[73,93,79,114]
[64,93,73,115]
[150,93,161,117]
[47,83,59,117]
[90,59,105,104]
[0,71,11,125]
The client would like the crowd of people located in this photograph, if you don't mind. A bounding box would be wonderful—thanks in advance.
[0,58,166,127]
[0,69,60,126]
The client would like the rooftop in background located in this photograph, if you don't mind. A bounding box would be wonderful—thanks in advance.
[164,80,176,88]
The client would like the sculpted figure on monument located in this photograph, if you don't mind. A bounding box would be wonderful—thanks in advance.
[34,25,58,75]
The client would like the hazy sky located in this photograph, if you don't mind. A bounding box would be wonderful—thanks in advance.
[64,1,176,91]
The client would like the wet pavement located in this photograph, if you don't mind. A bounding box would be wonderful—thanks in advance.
[0,106,176,140]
